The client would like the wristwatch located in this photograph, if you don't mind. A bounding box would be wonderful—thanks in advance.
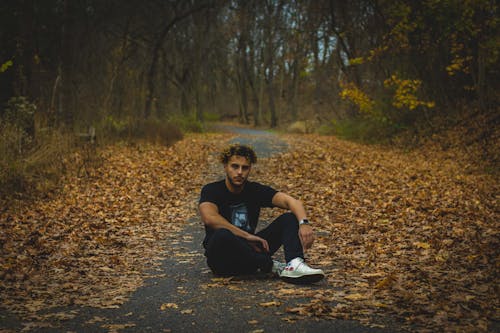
[299,219,310,226]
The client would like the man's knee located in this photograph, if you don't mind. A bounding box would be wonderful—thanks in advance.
[276,212,299,227]
[206,229,236,269]
[281,212,298,221]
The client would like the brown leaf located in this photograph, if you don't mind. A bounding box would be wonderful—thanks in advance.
[259,301,281,307]
[160,303,178,310]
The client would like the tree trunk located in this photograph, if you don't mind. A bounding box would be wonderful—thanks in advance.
[144,3,209,119]
[289,59,300,120]
[245,36,261,127]
[60,0,75,128]
[237,46,250,124]
[266,46,277,127]
[263,0,280,128]
[105,16,131,116]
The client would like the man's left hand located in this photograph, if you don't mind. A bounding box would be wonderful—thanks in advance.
[299,224,314,250]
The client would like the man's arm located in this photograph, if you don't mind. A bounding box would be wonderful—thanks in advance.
[199,201,269,252]
[272,192,314,250]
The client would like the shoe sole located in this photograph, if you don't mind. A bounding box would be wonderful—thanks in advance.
[280,273,324,284]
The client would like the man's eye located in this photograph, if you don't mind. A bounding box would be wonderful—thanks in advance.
[242,166,250,171]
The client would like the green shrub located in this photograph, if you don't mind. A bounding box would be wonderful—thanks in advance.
[168,114,204,133]
[326,116,401,144]
[202,111,221,122]
[99,115,129,142]
[317,122,336,136]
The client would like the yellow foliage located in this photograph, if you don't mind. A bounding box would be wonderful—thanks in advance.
[339,82,375,114]
[0,60,13,73]
[384,74,435,110]
[367,45,389,61]
[385,2,416,49]
[349,57,364,65]
[446,56,473,75]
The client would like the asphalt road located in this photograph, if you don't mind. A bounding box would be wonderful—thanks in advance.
[8,219,393,333]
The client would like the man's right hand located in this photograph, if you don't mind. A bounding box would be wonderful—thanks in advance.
[246,234,269,253]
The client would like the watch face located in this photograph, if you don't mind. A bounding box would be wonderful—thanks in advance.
[300,219,309,225]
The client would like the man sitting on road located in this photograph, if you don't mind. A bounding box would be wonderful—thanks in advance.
[198,144,324,284]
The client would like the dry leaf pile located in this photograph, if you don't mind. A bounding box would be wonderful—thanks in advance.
[0,134,229,323]
[256,135,499,332]
[1,130,498,332]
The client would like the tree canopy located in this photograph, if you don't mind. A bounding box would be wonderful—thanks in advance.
[0,0,498,132]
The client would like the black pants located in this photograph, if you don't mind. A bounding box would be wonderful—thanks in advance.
[204,212,304,276]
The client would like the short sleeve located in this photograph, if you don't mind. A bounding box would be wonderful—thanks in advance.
[252,182,278,208]
[199,183,218,205]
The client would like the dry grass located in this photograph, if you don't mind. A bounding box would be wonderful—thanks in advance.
[0,126,72,202]
[0,120,184,205]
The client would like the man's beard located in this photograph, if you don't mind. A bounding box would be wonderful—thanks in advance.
[228,176,246,187]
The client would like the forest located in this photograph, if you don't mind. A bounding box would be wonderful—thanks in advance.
[0,1,499,332]
[1,0,498,195]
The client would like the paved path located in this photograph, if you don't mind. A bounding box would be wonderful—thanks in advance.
[225,126,289,158]
[1,127,400,332]
[43,219,386,332]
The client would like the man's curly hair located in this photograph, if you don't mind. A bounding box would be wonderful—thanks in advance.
[219,144,257,164]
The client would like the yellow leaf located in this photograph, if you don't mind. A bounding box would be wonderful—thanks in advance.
[276,288,297,295]
[413,242,431,249]
[344,293,367,301]
[259,301,281,307]
[0,60,13,73]
[228,285,243,291]
[160,303,178,310]
[375,276,394,289]
[210,277,233,283]
[370,301,389,308]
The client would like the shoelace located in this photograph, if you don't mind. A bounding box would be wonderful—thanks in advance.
[286,258,304,271]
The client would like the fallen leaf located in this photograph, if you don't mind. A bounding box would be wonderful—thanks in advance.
[160,303,178,310]
[413,242,431,249]
[344,293,368,301]
[259,301,281,307]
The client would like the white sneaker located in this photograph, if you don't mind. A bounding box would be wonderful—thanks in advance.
[280,257,325,284]
[271,260,286,276]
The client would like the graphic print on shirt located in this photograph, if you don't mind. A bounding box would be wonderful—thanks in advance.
[230,203,250,231]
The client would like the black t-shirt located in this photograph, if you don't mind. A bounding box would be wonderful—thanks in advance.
[199,180,278,246]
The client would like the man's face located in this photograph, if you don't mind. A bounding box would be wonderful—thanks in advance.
[224,155,252,188]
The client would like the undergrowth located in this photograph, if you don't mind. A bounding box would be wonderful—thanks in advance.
[0,126,73,203]
[318,116,401,144]
[317,106,499,175]
[98,116,183,146]
[1,109,186,204]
